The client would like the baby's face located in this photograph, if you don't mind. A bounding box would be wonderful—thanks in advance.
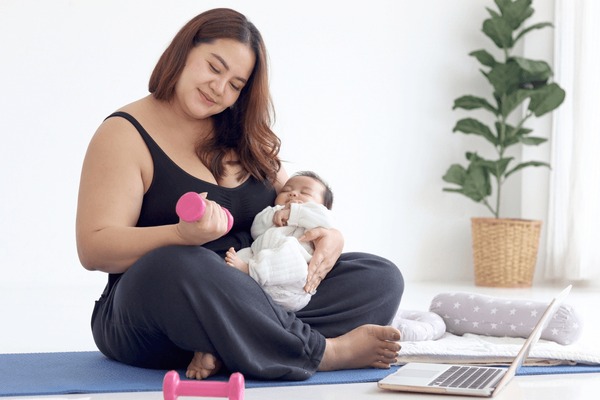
[275,176,325,206]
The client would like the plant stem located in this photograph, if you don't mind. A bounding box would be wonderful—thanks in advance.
[482,198,497,217]
[495,111,534,218]
[514,111,533,133]
[495,114,507,219]
[494,174,501,218]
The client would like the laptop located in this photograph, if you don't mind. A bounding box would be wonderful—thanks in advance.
[378,285,572,397]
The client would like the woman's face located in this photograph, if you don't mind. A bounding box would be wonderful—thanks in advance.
[175,38,256,119]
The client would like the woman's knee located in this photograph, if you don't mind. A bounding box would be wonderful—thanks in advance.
[136,245,223,279]
[149,245,221,267]
[114,245,226,308]
[340,252,404,295]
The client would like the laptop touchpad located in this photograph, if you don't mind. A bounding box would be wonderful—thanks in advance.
[399,368,440,379]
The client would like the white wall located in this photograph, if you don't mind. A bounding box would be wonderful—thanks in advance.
[0,0,558,351]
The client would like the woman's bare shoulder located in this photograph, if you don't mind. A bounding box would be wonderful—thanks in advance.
[91,98,152,145]
[91,114,142,149]
[85,102,153,176]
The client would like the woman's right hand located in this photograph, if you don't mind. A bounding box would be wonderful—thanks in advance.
[176,193,231,245]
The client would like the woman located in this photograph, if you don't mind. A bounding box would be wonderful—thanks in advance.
[76,8,404,381]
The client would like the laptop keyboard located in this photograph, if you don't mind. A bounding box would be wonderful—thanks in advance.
[428,366,504,389]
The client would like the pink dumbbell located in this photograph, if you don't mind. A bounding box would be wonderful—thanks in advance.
[163,371,245,400]
[176,192,234,233]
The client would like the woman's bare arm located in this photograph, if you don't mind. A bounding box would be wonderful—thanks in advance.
[76,118,180,272]
[76,118,227,273]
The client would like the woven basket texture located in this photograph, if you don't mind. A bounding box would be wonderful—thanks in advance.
[471,218,542,287]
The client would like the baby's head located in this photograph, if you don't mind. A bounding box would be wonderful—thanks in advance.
[275,171,333,209]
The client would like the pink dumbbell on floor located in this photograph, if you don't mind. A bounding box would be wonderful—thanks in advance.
[163,370,245,400]
[176,192,234,233]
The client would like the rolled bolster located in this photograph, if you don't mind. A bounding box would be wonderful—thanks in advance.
[391,310,447,342]
[429,292,582,345]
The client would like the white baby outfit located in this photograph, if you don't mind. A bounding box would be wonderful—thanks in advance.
[236,202,334,312]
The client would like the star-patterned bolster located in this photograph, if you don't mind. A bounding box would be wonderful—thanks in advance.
[429,292,582,345]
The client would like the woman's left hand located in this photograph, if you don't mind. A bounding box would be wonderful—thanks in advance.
[300,227,344,294]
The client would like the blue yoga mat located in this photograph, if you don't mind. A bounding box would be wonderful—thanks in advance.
[1,351,599,397]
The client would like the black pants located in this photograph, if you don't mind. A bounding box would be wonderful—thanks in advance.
[91,245,404,380]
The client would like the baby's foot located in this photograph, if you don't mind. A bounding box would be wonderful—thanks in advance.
[186,352,222,380]
[225,247,249,274]
[318,324,401,371]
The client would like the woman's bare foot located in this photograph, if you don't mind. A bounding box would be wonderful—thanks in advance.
[225,247,249,274]
[186,352,222,380]
[318,324,401,371]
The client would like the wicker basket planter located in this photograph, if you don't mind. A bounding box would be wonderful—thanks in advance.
[471,218,542,288]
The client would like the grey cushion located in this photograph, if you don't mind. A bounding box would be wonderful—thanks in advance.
[429,292,582,345]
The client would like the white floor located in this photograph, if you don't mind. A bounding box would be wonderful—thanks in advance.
[2,281,600,399]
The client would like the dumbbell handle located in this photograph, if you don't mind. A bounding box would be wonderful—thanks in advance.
[176,192,234,233]
[163,371,245,400]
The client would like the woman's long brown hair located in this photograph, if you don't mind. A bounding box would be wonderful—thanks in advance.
[149,8,281,184]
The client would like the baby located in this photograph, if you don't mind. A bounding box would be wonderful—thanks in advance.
[226,171,334,311]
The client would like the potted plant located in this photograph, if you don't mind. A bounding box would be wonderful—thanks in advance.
[442,0,565,287]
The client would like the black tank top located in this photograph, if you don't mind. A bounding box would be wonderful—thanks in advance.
[104,112,277,286]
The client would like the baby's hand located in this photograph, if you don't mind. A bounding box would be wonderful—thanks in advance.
[273,207,291,226]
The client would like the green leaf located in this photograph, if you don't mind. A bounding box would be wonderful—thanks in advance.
[516,126,533,135]
[442,164,467,186]
[485,7,501,19]
[495,122,516,147]
[443,154,492,203]
[453,95,498,114]
[513,57,552,85]
[528,83,566,117]
[462,159,492,202]
[495,0,534,30]
[465,151,479,161]
[520,136,548,145]
[498,123,534,148]
[505,160,551,178]
[480,157,514,179]
[501,134,520,148]
[499,89,531,117]
[494,0,511,9]
[453,118,498,145]
[443,187,464,195]
[483,16,514,49]
[469,50,497,67]
[515,22,553,43]
[485,61,522,96]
